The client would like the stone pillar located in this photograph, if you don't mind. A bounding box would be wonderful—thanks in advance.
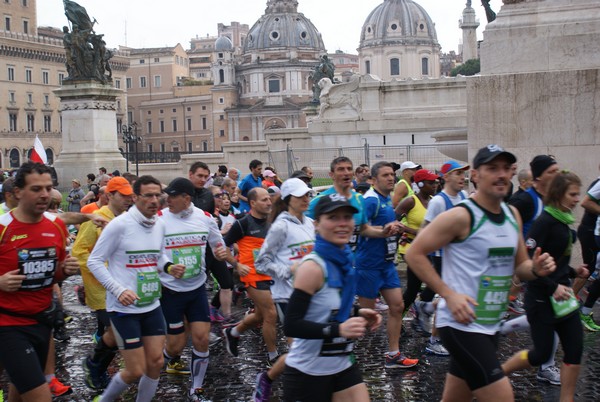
[53,80,126,184]
[459,2,480,61]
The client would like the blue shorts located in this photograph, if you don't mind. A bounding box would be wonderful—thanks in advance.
[110,306,166,350]
[356,267,401,299]
[160,284,210,335]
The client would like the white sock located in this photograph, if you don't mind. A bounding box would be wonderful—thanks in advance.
[191,349,209,391]
[429,335,440,343]
[100,372,129,402]
[499,315,529,335]
[268,350,279,360]
[581,306,593,315]
[387,350,399,357]
[136,375,159,402]
[540,333,559,370]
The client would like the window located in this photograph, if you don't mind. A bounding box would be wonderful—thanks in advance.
[365,60,371,74]
[154,75,161,87]
[201,117,207,130]
[115,79,121,89]
[172,108,176,113]
[26,114,34,132]
[22,0,27,6]
[202,106,206,111]
[44,94,49,105]
[22,19,28,34]
[140,76,147,88]
[58,73,65,84]
[268,79,280,93]
[154,58,159,63]
[5,17,10,32]
[187,142,192,153]
[7,66,14,81]
[25,69,32,83]
[219,97,224,104]
[172,119,177,132]
[9,113,17,131]
[160,109,164,114]
[421,57,429,76]
[27,93,32,104]
[219,129,225,137]
[159,120,165,132]
[44,115,51,132]
[219,114,224,121]
[187,107,191,112]
[126,78,132,89]
[147,143,153,152]
[147,121,152,134]
[42,70,49,84]
[147,110,151,115]
[160,143,165,152]
[139,59,145,64]
[9,91,15,103]
[390,58,400,76]
[187,118,192,131]
[202,141,208,152]
[219,69,224,83]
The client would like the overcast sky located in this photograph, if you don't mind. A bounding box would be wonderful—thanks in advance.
[37,0,504,54]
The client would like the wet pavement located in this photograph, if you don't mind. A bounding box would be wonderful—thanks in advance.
[3,271,600,401]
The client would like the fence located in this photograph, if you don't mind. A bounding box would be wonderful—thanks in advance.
[268,142,468,179]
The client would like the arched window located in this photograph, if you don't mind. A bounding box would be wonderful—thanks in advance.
[9,149,20,168]
[219,69,225,84]
[365,60,371,74]
[46,148,54,165]
[421,57,429,76]
[390,58,400,76]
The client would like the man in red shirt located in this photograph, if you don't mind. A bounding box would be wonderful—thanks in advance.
[0,162,80,402]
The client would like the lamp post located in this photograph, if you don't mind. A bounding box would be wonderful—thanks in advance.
[122,122,142,176]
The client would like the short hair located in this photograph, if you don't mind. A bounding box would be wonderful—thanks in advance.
[189,161,210,174]
[249,159,262,170]
[218,165,228,174]
[2,178,15,196]
[223,177,236,189]
[122,172,138,184]
[247,187,262,203]
[99,167,107,174]
[371,161,393,178]
[87,173,96,182]
[544,171,581,209]
[212,176,225,187]
[301,166,311,173]
[330,156,353,172]
[133,175,162,195]
[14,162,52,189]
[517,169,532,182]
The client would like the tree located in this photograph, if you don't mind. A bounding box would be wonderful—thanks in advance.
[450,59,480,76]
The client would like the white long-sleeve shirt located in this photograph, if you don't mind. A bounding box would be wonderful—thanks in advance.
[159,206,224,292]
[87,208,170,314]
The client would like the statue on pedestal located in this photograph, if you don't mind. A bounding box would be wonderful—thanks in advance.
[62,0,113,84]
[481,0,497,22]
[310,55,335,103]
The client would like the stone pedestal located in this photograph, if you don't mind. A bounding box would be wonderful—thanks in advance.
[53,80,126,184]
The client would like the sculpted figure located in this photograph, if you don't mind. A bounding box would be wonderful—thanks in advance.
[310,55,335,103]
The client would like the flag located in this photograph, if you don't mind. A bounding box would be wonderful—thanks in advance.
[30,135,48,164]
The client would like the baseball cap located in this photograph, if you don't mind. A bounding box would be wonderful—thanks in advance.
[281,178,313,199]
[530,155,557,179]
[106,177,133,196]
[164,177,194,197]
[263,170,276,178]
[440,160,470,174]
[290,170,310,181]
[472,144,517,168]
[391,162,401,172]
[400,161,421,172]
[413,169,440,183]
[313,193,359,219]
[267,186,280,195]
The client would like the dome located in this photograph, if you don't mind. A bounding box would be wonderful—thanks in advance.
[215,36,234,51]
[359,0,439,49]
[243,0,325,53]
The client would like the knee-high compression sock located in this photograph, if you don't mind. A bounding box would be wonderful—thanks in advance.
[100,372,129,402]
[191,349,209,392]
[136,375,159,402]
[499,315,529,335]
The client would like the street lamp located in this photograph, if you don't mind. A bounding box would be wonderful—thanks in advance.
[122,122,142,176]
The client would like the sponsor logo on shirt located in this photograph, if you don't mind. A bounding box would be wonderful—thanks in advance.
[11,234,27,241]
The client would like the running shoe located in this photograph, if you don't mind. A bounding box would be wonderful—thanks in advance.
[223,327,239,357]
[210,307,225,323]
[425,339,449,356]
[580,311,600,331]
[82,356,109,390]
[209,332,222,347]
[53,326,70,342]
[189,387,210,401]
[166,358,191,375]
[536,365,561,386]
[92,330,102,345]
[266,354,280,368]
[508,298,525,315]
[384,352,419,369]
[374,298,389,312]
[252,372,272,402]
[0,389,4,402]
[48,377,73,397]
[414,301,433,335]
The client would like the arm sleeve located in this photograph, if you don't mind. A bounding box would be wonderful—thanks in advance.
[224,219,244,247]
[255,220,289,278]
[508,192,534,223]
[526,215,558,295]
[284,288,340,339]
[87,219,127,299]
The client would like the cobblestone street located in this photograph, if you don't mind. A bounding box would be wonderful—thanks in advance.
[3,272,600,401]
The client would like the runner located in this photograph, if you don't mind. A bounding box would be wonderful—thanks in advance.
[88,175,184,402]
[159,177,227,401]
[283,194,381,402]
[405,145,556,402]
[356,162,419,368]
[0,162,79,402]
[391,161,421,207]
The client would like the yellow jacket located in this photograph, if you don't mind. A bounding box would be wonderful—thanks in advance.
[72,206,116,310]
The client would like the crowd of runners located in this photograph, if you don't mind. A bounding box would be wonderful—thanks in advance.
[0,145,599,401]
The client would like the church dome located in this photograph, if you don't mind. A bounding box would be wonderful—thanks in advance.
[359,0,439,49]
[243,0,325,53]
[215,36,234,52]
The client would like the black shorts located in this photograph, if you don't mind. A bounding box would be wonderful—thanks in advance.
[438,326,504,391]
[206,245,233,290]
[0,324,51,394]
[110,307,166,350]
[249,280,274,291]
[283,363,363,402]
[161,285,210,335]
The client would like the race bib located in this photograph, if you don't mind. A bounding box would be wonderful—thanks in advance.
[474,275,512,325]
[172,246,202,279]
[349,225,361,252]
[18,247,58,291]
[384,235,398,262]
[136,271,161,307]
[550,293,579,318]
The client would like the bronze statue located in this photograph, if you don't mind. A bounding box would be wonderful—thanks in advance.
[62,0,113,84]
[310,55,335,103]
[481,0,497,23]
